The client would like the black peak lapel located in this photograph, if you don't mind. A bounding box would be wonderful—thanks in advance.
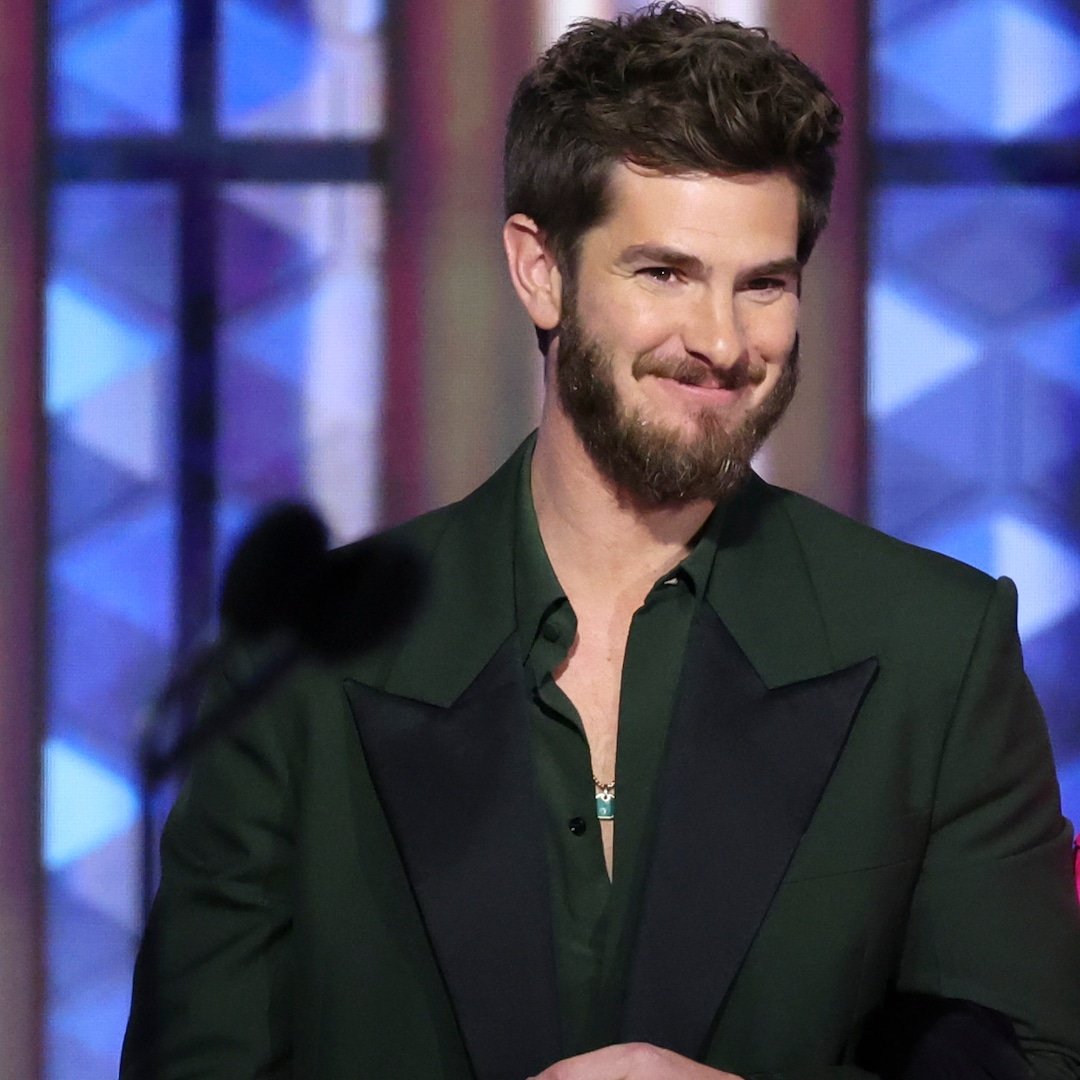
[620,607,878,1056]
[346,638,562,1080]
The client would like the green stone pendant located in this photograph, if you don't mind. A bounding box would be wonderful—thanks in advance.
[595,784,615,820]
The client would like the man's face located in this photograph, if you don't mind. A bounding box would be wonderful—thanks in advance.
[550,164,802,505]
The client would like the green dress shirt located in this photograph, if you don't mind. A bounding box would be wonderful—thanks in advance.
[512,447,725,1055]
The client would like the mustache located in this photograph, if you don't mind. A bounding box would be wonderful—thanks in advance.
[630,352,768,389]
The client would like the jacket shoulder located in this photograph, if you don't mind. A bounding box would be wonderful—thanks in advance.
[771,484,994,595]
[761,484,1003,655]
[336,437,527,562]
[321,448,525,693]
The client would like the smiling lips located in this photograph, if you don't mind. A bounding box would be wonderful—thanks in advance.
[632,353,766,391]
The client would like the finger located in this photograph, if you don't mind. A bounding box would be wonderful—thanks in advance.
[530,1043,637,1079]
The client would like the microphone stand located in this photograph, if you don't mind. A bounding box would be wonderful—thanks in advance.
[135,502,331,925]
[124,507,422,1076]
[136,632,300,925]
[130,630,302,1079]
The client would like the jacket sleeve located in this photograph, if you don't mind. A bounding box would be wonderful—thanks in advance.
[892,577,1080,1079]
[742,999,1031,1080]
[745,577,1080,1080]
[120,642,299,1079]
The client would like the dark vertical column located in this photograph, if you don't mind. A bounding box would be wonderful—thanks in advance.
[177,2,220,649]
[0,0,45,1073]
[766,0,868,520]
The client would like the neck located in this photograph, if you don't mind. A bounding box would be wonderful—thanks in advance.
[531,403,715,604]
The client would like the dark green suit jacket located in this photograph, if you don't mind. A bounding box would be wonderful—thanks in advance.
[122,443,1080,1079]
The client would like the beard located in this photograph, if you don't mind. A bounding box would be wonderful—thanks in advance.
[554,305,798,506]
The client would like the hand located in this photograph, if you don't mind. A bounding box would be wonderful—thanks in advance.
[529,1042,745,1079]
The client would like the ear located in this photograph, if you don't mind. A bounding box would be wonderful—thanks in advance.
[503,214,563,332]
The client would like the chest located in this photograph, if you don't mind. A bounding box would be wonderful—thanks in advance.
[552,614,631,740]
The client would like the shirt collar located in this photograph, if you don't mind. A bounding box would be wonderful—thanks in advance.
[512,441,731,657]
[676,500,727,597]
[513,440,568,664]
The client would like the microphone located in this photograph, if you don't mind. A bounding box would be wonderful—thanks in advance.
[134,501,428,1013]
[141,502,426,783]
[218,502,331,641]
[144,504,329,738]
[137,501,427,925]
[220,501,426,659]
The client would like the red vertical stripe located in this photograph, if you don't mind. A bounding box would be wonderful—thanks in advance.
[382,1,537,527]
[759,2,868,520]
[382,4,447,525]
[0,0,45,1074]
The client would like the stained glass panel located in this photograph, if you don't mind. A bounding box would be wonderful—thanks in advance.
[219,0,385,136]
[869,1,1080,824]
[53,0,180,134]
[217,182,384,563]
[45,181,178,1079]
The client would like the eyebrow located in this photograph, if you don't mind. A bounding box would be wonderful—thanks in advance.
[618,244,707,276]
[744,257,803,281]
[618,245,802,283]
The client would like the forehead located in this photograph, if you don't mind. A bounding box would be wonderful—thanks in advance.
[586,162,800,261]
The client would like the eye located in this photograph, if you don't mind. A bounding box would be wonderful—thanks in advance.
[639,266,681,284]
[747,277,785,293]
[743,276,791,300]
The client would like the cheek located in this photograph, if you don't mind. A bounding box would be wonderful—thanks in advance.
[580,294,674,359]
[748,302,799,358]
[584,288,648,330]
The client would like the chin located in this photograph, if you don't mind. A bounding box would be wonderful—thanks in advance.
[651,407,746,443]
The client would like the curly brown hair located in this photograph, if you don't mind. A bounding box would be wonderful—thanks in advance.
[504,2,843,270]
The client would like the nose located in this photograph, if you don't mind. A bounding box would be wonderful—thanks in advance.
[681,292,747,370]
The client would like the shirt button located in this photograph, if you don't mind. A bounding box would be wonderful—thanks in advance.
[542,623,561,643]
[567,816,587,836]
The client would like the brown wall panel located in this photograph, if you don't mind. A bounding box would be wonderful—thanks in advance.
[385,0,540,521]
[765,0,868,519]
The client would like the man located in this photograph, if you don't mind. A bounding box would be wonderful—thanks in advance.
[122,5,1080,1078]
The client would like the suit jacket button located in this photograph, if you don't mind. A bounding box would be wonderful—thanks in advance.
[568,817,587,836]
